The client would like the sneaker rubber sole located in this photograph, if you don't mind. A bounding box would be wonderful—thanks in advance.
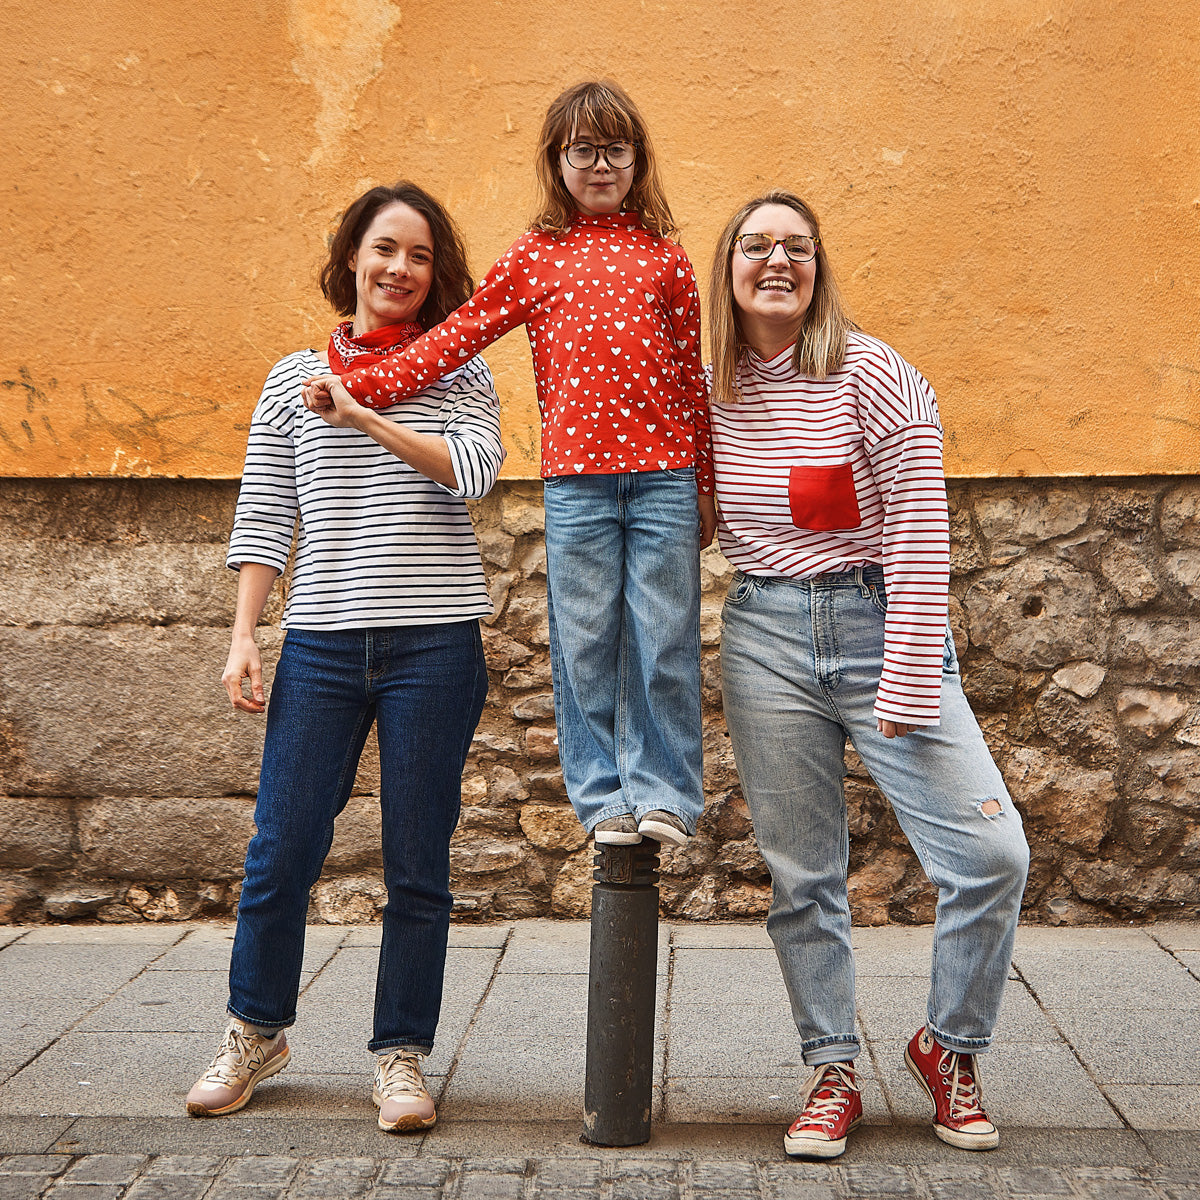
[594,827,643,845]
[784,1114,861,1159]
[186,1045,291,1117]
[373,1090,438,1132]
[904,1045,999,1151]
[637,816,688,845]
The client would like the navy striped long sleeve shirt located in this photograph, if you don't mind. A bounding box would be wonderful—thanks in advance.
[228,348,505,630]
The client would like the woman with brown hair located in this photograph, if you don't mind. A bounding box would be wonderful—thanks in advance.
[185,181,503,1132]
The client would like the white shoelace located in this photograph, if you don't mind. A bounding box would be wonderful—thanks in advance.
[376,1050,427,1098]
[797,1063,858,1130]
[936,1049,988,1121]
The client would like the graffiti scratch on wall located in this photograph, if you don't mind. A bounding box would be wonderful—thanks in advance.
[1,369,243,477]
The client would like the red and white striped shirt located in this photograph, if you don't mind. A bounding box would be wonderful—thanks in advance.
[709,333,950,725]
[343,211,714,493]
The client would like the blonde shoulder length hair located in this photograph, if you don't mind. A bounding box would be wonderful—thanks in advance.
[531,80,678,239]
[707,190,856,405]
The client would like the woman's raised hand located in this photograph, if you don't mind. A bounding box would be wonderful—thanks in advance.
[301,373,340,412]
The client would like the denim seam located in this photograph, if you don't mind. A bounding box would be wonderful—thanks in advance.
[333,708,374,816]
[811,587,840,697]
[616,570,630,807]
[926,1022,992,1053]
[370,1038,434,1055]
[802,1034,861,1057]
[468,629,488,759]
[227,1002,297,1030]
[590,802,638,827]
[911,823,942,1035]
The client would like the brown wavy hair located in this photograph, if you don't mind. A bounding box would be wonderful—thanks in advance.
[531,80,678,239]
[319,181,473,328]
[708,190,856,405]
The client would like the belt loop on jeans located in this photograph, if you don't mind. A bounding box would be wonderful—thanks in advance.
[853,565,867,595]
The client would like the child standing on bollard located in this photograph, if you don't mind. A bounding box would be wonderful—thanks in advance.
[304,80,714,849]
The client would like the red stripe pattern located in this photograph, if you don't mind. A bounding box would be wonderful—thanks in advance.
[709,333,951,725]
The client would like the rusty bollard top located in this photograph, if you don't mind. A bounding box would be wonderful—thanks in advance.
[592,840,661,887]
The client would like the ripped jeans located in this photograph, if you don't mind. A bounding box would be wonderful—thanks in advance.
[720,566,1029,1064]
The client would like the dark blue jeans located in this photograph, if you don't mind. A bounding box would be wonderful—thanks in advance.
[227,622,488,1054]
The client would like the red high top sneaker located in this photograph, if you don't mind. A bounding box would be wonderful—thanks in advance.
[783,1061,863,1159]
[904,1026,999,1150]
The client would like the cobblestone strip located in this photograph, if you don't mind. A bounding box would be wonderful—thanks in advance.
[2,1154,1198,1200]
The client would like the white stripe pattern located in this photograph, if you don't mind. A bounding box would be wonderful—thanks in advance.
[709,331,950,724]
[228,349,504,630]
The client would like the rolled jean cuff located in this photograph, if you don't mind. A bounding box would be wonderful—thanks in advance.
[587,803,635,832]
[927,1022,992,1054]
[370,1038,433,1056]
[802,1036,861,1066]
[227,1003,296,1032]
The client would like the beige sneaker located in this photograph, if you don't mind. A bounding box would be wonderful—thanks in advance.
[373,1049,436,1132]
[637,810,689,845]
[185,1018,290,1116]
[594,815,642,845]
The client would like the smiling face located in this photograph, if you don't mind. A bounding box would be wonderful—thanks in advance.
[731,203,818,358]
[558,124,635,216]
[349,202,434,334]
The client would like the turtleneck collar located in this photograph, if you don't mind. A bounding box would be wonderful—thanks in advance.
[741,342,797,380]
[571,210,642,230]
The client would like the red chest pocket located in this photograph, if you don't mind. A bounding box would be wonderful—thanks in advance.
[788,463,861,531]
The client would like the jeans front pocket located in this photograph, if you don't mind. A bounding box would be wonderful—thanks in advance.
[724,571,760,609]
[788,463,861,531]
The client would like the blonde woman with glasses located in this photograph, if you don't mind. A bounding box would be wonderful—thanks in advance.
[707,190,1029,1160]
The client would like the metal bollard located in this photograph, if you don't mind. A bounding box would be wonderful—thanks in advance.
[582,839,661,1146]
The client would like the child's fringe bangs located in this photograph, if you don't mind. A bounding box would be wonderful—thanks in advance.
[560,91,639,142]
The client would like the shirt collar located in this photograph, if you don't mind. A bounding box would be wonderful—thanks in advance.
[741,343,796,380]
[571,210,642,230]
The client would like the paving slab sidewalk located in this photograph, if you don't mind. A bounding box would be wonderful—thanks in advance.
[1,919,1198,1198]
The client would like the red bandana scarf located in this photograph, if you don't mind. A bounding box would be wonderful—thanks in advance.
[326,320,425,376]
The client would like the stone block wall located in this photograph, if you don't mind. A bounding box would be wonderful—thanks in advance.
[1,477,1197,926]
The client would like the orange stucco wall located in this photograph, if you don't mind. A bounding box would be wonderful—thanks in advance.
[3,0,1197,479]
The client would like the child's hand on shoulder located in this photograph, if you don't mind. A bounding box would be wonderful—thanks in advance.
[301,374,339,412]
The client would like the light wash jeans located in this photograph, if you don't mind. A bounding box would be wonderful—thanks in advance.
[719,566,1029,1064]
[228,622,487,1054]
[542,469,704,833]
